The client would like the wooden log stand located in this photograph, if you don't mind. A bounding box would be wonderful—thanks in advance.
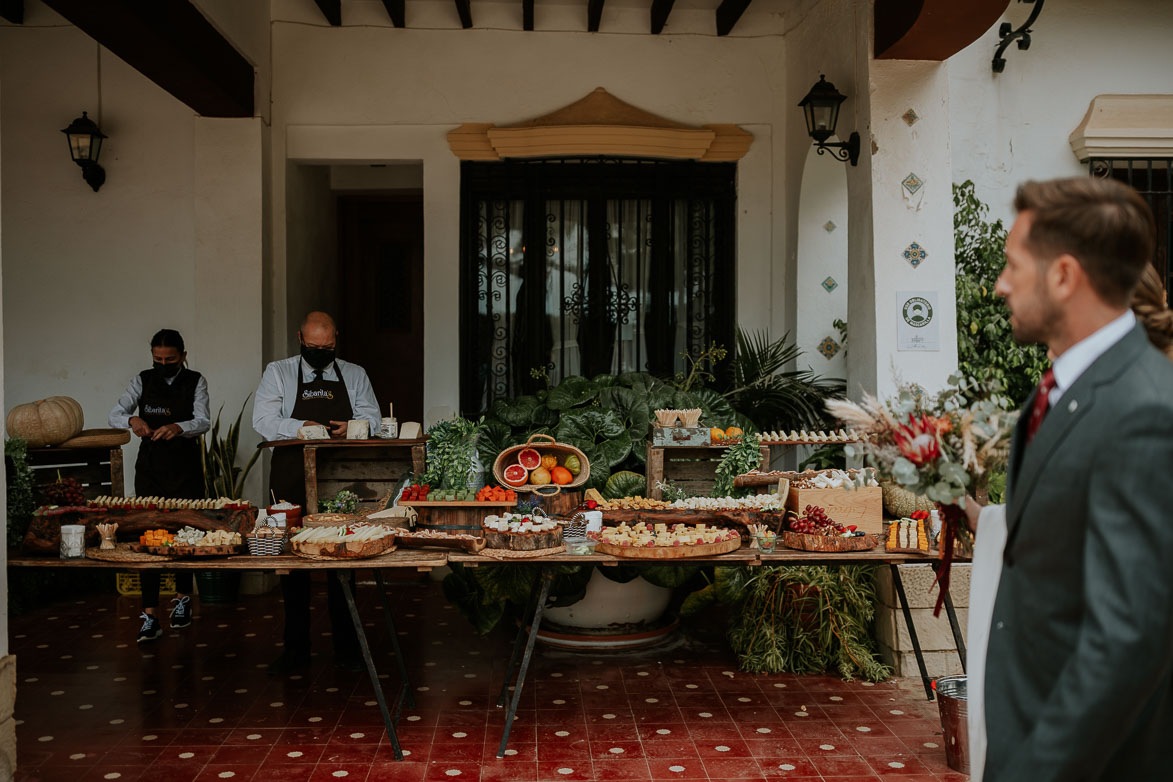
[21,445,125,499]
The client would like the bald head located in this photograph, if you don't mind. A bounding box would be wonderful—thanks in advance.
[299,311,337,348]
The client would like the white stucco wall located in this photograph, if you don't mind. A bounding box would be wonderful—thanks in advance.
[949,0,1173,221]
[0,6,266,502]
[796,143,849,379]
[269,0,803,417]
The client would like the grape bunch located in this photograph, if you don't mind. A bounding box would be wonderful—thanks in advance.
[788,504,844,536]
[42,476,86,507]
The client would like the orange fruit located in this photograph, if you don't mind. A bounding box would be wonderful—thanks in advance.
[530,467,552,486]
[517,448,542,470]
[541,454,558,470]
[550,466,573,485]
[710,427,726,441]
[725,426,743,437]
[503,464,529,486]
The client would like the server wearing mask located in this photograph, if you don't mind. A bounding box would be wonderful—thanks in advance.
[109,328,210,642]
[253,311,381,674]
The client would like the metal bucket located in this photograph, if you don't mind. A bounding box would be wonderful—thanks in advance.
[935,675,969,774]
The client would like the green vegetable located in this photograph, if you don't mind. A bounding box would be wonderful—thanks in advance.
[321,490,360,514]
[421,416,487,490]
[712,434,763,497]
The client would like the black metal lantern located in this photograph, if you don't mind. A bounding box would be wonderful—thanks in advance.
[798,75,860,166]
[60,111,107,191]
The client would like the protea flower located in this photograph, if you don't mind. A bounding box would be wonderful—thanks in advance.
[894,414,941,466]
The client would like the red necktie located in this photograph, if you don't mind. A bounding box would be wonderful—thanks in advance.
[1026,368,1057,443]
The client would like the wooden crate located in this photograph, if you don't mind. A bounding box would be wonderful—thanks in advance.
[646,444,769,500]
[22,446,125,499]
[786,486,883,535]
[304,440,427,514]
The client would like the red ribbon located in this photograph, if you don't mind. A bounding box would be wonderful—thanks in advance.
[932,502,966,617]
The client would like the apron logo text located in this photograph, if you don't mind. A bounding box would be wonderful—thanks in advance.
[301,389,335,401]
[143,404,172,416]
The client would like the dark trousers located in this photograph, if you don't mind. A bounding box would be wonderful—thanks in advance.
[141,571,194,611]
[280,571,360,658]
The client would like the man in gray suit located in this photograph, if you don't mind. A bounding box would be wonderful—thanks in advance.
[982,177,1173,780]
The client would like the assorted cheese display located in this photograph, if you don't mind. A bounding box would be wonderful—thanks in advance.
[481,513,563,551]
[173,527,242,546]
[596,493,787,512]
[787,468,879,489]
[592,522,740,548]
[139,528,175,546]
[297,424,330,439]
[89,496,251,511]
[290,523,397,559]
[887,510,934,552]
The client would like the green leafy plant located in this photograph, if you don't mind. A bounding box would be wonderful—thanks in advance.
[685,565,890,681]
[421,416,487,490]
[713,434,764,497]
[833,319,848,357]
[604,470,647,499]
[321,490,360,514]
[955,180,1048,406]
[200,396,261,499]
[5,438,37,548]
[724,330,844,432]
[799,444,846,472]
[675,342,728,392]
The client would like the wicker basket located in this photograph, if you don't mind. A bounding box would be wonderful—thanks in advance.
[246,533,287,556]
[561,512,589,541]
[492,433,590,493]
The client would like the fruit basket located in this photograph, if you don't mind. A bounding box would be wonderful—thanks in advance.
[492,434,590,493]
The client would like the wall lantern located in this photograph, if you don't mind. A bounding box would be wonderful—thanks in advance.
[798,75,860,166]
[60,111,107,191]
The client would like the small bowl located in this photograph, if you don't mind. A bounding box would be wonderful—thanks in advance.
[566,538,599,556]
[756,534,777,554]
[267,503,302,526]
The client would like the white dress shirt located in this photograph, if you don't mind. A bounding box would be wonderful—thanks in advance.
[108,370,211,436]
[252,356,382,442]
[1049,309,1136,406]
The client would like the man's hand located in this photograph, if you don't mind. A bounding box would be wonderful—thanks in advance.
[329,420,348,438]
[129,416,153,438]
[151,423,183,441]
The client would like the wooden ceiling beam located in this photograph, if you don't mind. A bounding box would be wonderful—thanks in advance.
[715,0,751,36]
[588,0,605,32]
[313,0,341,25]
[40,0,253,117]
[650,0,674,34]
[381,0,405,28]
[455,0,472,28]
[523,0,534,30]
[0,0,23,24]
[875,0,1012,60]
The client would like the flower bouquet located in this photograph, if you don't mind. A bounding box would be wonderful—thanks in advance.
[826,374,1018,614]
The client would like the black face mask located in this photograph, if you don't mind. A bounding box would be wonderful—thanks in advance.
[153,362,182,379]
[300,344,336,371]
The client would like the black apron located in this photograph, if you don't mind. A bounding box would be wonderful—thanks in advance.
[135,367,204,499]
[269,361,353,507]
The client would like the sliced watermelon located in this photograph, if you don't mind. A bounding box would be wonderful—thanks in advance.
[517,448,542,470]
[503,463,529,487]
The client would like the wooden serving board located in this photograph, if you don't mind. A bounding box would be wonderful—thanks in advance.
[594,537,742,559]
[141,544,243,558]
[780,531,879,552]
[398,501,515,508]
[600,508,787,538]
[394,531,486,554]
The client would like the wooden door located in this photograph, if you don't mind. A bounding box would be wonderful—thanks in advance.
[337,195,425,423]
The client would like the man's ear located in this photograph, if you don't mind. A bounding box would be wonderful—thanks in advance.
[1048,254,1084,301]
[297,330,303,346]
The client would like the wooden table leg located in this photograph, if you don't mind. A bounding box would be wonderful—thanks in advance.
[304,446,319,514]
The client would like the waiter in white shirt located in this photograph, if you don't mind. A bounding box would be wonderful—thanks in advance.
[109,328,210,643]
[252,311,380,674]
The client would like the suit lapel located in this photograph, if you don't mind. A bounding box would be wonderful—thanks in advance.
[1005,324,1149,538]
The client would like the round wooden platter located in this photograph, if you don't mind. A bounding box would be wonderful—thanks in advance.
[479,544,567,560]
[593,537,742,559]
[780,531,879,552]
[291,536,397,560]
[140,544,243,558]
[86,544,171,562]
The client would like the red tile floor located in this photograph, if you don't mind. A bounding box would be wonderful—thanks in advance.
[11,574,967,782]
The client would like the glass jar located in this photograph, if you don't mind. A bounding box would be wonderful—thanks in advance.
[59,524,86,559]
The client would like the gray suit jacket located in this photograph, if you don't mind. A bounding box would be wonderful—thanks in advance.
[984,323,1173,781]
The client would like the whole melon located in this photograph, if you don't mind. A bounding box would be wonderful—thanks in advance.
[6,397,85,447]
[881,482,936,518]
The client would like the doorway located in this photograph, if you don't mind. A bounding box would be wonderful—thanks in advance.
[337,194,425,423]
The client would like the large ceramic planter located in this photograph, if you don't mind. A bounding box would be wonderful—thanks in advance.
[538,568,675,650]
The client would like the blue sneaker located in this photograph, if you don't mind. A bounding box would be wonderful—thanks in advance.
[137,613,161,643]
[169,595,192,629]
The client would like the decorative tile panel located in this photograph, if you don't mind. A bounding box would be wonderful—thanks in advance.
[901,108,920,126]
[817,336,841,360]
[903,242,927,268]
[821,276,839,293]
[901,173,924,196]
[823,220,837,233]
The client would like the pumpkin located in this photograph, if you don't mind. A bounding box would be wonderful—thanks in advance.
[6,396,85,447]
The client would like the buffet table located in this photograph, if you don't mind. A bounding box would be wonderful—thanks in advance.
[10,547,964,760]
